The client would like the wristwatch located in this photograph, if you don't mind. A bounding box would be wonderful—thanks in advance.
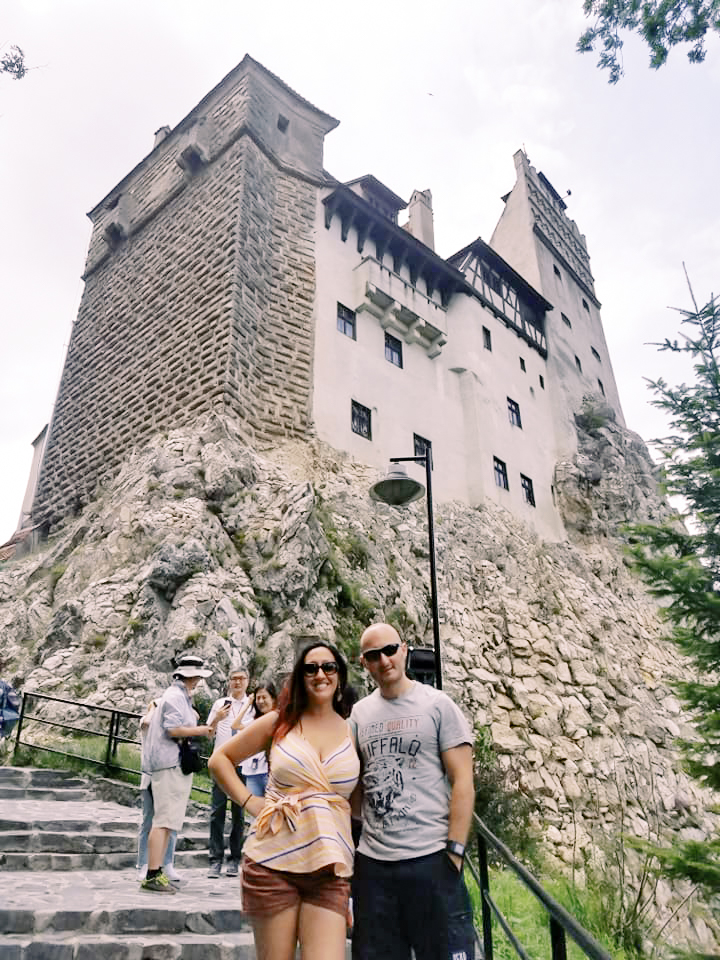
[446,840,466,860]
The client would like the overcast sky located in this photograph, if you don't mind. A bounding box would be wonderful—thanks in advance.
[2,0,718,543]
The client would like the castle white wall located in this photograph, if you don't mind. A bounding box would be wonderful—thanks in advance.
[312,191,566,541]
[491,152,626,464]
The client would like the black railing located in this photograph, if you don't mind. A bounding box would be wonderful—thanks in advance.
[13,690,211,795]
[466,813,613,960]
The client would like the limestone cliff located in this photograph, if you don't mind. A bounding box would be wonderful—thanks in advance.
[0,411,717,951]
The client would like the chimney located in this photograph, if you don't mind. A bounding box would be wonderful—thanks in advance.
[153,125,171,148]
[404,189,435,251]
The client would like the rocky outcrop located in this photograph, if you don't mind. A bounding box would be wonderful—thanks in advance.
[555,400,674,539]
[1,411,717,952]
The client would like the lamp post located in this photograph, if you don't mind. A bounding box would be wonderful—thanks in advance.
[369,452,442,690]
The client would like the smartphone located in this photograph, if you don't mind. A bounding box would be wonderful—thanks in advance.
[224,699,232,707]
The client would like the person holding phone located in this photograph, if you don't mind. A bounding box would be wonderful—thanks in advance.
[206,667,252,878]
[209,642,359,960]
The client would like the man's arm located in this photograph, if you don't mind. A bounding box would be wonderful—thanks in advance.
[441,743,475,871]
[165,695,229,740]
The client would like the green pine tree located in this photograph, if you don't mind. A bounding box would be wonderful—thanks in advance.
[627,283,720,904]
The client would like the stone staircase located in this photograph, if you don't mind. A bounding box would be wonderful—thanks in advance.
[0,765,255,958]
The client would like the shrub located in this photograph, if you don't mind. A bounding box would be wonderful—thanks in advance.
[472,726,540,870]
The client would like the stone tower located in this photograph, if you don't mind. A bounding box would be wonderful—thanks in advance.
[33,56,338,526]
[490,150,625,457]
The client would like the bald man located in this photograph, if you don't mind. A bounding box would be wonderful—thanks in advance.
[349,623,476,960]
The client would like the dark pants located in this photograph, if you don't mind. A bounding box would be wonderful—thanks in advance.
[208,770,245,865]
[352,850,475,960]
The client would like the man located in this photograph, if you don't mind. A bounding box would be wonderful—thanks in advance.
[140,653,225,894]
[349,623,476,960]
[206,667,253,877]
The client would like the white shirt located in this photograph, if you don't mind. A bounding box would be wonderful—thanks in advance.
[208,694,253,749]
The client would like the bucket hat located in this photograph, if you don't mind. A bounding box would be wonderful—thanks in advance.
[174,653,212,679]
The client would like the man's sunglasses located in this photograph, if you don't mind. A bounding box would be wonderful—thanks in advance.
[362,643,400,663]
[303,661,339,676]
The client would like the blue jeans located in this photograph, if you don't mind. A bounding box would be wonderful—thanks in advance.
[245,772,268,797]
[209,769,245,865]
[352,850,475,960]
[137,784,176,868]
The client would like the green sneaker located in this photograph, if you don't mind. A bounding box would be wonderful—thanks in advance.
[140,871,177,894]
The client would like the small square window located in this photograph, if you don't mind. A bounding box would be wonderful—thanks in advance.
[553,264,562,279]
[277,114,289,133]
[520,474,536,507]
[351,400,372,440]
[507,398,522,428]
[483,326,492,351]
[597,378,605,396]
[561,313,572,328]
[575,355,582,373]
[539,374,545,390]
[582,298,590,312]
[494,456,509,490]
[337,303,356,340]
[414,433,432,462]
[519,357,526,372]
[385,332,403,368]
[591,346,601,362]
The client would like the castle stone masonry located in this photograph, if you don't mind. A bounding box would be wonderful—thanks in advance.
[31,55,626,543]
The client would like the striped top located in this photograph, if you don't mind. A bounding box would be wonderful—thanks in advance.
[242,726,360,878]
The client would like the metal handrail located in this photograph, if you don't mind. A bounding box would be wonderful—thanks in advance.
[13,689,211,795]
[468,812,613,960]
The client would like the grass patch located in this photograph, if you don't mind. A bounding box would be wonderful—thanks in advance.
[466,868,635,959]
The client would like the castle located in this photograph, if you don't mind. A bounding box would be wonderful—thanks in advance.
[24,55,625,544]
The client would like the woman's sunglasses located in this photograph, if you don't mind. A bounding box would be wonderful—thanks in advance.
[362,643,400,663]
[303,661,339,676]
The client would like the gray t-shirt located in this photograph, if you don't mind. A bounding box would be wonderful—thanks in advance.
[349,681,472,861]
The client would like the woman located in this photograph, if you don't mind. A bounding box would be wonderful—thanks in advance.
[236,681,278,797]
[209,642,359,960]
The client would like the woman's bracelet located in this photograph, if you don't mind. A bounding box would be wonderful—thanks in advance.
[240,794,252,810]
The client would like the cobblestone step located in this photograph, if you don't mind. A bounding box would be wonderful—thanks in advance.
[0,768,88,789]
[0,786,95,801]
[0,930,257,960]
[0,850,209,871]
[0,766,259,957]
[0,815,208,835]
[0,903,247,935]
[0,830,207,853]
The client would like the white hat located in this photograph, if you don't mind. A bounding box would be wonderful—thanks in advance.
[174,653,212,679]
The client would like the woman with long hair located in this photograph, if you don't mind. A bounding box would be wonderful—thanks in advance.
[208,642,359,960]
[236,681,277,797]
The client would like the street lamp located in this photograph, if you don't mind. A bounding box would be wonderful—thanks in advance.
[369,452,442,690]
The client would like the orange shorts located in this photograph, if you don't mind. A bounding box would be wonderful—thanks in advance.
[241,856,350,918]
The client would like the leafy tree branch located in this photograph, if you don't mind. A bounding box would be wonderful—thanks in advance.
[579,1,720,82]
[1,45,26,81]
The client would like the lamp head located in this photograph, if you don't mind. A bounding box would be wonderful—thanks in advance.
[369,465,425,506]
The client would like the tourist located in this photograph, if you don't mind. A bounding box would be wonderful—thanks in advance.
[209,642,359,960]
[237,681,277,797]
[136,698,179,883]
[140,652,226,894]
[350,623,476,960]
[206,667,253,878]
